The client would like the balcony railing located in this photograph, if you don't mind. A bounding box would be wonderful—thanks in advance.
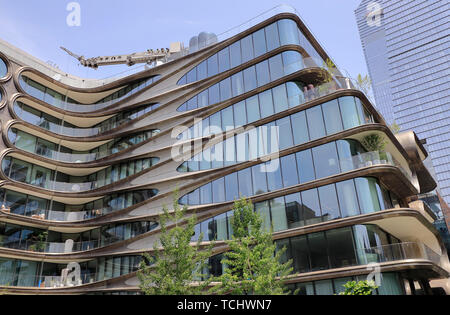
[339,151,413,182]
[0,242,440,289]
[0,235,125,254]
[355,242,441,266]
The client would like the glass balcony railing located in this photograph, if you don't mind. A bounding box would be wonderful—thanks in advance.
[0,235,143,254]
[19,103,160,138]
[0,242,440,289]
[355,242,441,266]
[0,262,140,288]
[339,151,413,182]
[15,207,121,222]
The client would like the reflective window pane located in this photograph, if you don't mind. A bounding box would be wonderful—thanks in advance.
[322,99,343,135]
[241,35,254,63]
[318,184,341,221]
[301,189,322,225]
[336,180,360,217]
[296,150,316,183]
[312,143,340,179]
[253,28,267,57]
[306,106,326,140]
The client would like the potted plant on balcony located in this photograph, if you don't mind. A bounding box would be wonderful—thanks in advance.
[28,231,48,252]
[361,134,388,166]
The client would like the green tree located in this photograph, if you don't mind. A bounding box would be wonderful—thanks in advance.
[137,193,213,295]
[215,198,294,295]
[390,122,401,134]
[338,280,378,295]
[355,74,372,97]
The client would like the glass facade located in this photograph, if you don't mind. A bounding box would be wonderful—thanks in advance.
[178,19,323,86]
[19,75,161,112]
[191,177,398,240]
[0,188,158,221]
[8,128,160,163]
[2,156,159,192]
[201,224,406,289]
[177,50,307,112]
[356,0,450,205]
[0,220,158,253]
[178,96,374,171]
[179,138,402,205]
[0,255,143,287]
[14,101,160,137]
[0,57,6,78]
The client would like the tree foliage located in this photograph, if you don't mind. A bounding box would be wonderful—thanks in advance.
[361,134,387,152]
[215,198,294,295]
[338,280,378,295]
[137,193,213,295]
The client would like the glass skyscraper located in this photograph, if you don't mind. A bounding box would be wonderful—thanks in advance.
[355,0,450,207]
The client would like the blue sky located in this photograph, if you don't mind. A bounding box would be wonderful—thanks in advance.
[0,0,367,80]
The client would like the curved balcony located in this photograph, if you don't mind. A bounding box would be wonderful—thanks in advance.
[1,156,159,193]
[0,224,158,254]
[179,147,413,206]
[177,52,326,112]
[0,188,158,222]
[13,101,160,138]
[18,74,161,113]
[0,257,142,288]
[7,129,160,164]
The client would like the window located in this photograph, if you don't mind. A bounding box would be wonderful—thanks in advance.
[252,165,268,195]
[355,177,382,214]
[290,235,310,273]
[229,41,242,68]
[327,227,357,268]
[306,106,326,140]
[280,154,298,187]
[270,197,288,232]
[212,178,225,203]
[296,150,315,183]
[308,232,329,271]
[220,77,232,102]
[276,117,294,150]
[259,89,274,118]
[237,168,253,198]
[291,111,309,145]
[312,142,340,179]
[256,60,270,87]
[336,180,360,217]
[197,61,208,81]
[301,189,322,225]
[282,51,303,76]
[233,101,247,127]
[240,35,254,63]
[225,173,239,201]
[253,28,267,57]
[285,193,303,229]
[339,97,360,129]
[318,184,341,221]
[209,84,220,105]
[278,19,300,46]
[322,99,343,135]
[272,84,288,113]
[231,72,244,97]
[207,54,219,77]
[265,22,280,51]
[218,48,230,73]
[246,95,260,123]
[269,54,284,81]
[266,159,283,192]
[0,58,7,78]
[243,66,257,93]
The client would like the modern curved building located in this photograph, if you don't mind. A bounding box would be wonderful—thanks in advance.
[0,7,448,295]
